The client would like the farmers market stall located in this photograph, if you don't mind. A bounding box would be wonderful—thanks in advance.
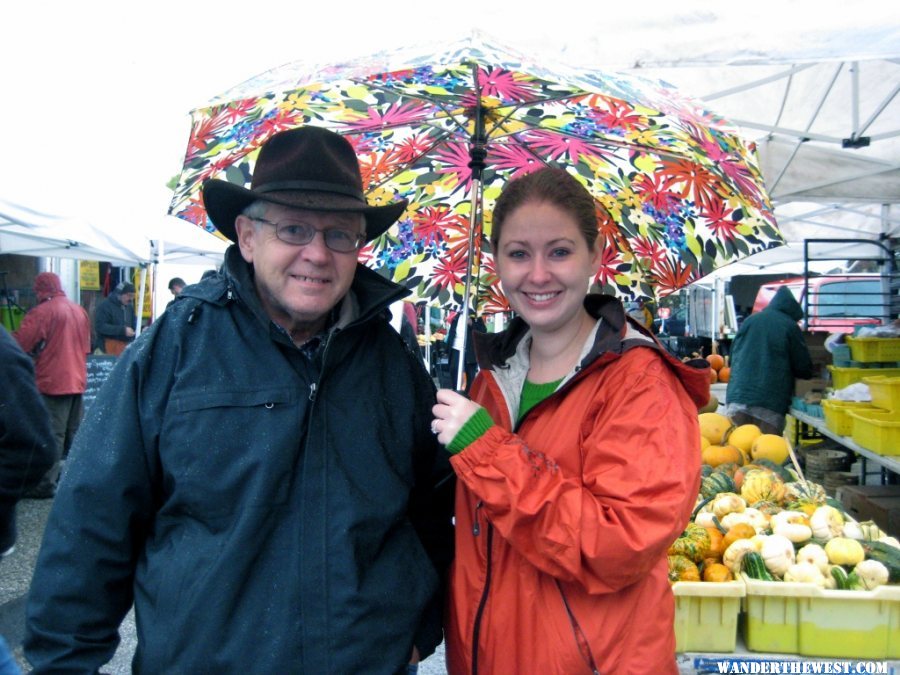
[670,368,900,667]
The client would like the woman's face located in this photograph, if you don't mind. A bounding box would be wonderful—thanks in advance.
[495,200,599,336]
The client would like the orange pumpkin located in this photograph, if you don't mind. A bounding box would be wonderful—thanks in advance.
[701,444,743,468]
[706,353,725,371]
[702,562,734,582]
[703,526,726,560]
[722,522,757,550]
[709,368,719,384]
[718,366,731,383]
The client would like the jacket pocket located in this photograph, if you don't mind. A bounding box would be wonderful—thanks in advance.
[161,387,304,518]
[171,386,296,413]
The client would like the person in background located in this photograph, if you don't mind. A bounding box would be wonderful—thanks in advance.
[725,285,814,435]
[13,272,91,499]
[1,325,55,675]
[1,329,56,675]
[430,167,709,674]
[93,281,135,356]
[0,325,55,556]
[167,277,186,298]
[25,126,454,674]
[165,277,187,311]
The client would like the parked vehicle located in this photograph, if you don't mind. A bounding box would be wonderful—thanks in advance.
[752,275,884,333]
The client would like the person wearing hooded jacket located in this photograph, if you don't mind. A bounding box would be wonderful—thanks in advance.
[13,272,91,498]
[0,324,55,673]
[431,168,709,674]
[93,281,136,356]
[725,285,814,435]
[24,127,455,674]
[0,325,55,557]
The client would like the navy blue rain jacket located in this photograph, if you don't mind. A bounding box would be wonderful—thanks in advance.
[25,246,455,674]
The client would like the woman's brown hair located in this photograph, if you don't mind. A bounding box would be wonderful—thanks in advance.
[490,167,598,250]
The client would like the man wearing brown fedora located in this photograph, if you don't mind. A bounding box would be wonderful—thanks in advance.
[25,126,455,674]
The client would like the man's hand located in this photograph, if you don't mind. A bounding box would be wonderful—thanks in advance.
[431,388,482,446]
[409,646,420,664]
[124,327,135,337]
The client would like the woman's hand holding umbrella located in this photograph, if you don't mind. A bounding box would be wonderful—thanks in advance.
[431,388,482,447]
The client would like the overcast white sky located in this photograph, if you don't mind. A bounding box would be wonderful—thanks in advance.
[1,0,898,236]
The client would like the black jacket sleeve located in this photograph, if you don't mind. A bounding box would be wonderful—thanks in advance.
[0,326,55,502]
[24,331,157,673]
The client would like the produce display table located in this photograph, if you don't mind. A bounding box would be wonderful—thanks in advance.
[790,407,900,482]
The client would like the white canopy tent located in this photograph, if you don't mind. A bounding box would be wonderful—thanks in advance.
[0,198,147,266]
[0,198,228,333]
[605,25,900,265]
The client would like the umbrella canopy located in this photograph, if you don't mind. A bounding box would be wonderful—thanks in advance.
[169,35,782,313]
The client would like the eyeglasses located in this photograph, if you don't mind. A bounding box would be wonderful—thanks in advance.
[251,217,365,253]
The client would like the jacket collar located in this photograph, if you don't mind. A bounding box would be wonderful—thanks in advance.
[475,293,710,409]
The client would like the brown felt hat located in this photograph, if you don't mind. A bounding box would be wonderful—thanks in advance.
[202,126,407,243]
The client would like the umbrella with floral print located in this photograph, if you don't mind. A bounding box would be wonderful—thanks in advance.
[169,34,782,316]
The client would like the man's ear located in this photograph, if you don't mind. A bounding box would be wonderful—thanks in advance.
[234,215,255,264]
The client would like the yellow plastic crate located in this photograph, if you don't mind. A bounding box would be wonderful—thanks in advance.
[827,365,900,390]
[821,399,876,436]
[672,579,744,653]
[864,375,900,412]
[847,336,900,362]
[847,408,900,455]
[742,574,900,659]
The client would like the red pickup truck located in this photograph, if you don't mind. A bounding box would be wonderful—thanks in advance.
[752,275,884,333]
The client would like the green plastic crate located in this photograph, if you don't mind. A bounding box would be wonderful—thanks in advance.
[742,574,900,659]
[673,579,744,653]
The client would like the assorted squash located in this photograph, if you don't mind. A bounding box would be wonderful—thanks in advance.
[668,409,900,589]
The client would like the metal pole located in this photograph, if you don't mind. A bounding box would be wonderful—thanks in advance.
[456,62,488,392]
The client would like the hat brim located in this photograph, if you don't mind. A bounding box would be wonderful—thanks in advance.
[203,180,407,244]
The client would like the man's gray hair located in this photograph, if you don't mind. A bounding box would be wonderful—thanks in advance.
[242,200,268,223]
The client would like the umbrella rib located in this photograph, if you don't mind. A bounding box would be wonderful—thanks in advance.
[345,78,715,165]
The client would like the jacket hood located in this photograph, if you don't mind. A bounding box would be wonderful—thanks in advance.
[33,272,65,302]
[769,286,804,321]
[474,294,710,408]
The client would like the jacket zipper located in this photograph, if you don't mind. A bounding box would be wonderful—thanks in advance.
[556,580,600,675]
[468,367,595,673]
[470,503,492,675]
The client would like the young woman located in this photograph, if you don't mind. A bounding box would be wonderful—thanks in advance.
[431,167,710,674]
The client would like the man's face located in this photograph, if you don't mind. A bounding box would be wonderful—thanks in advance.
[171,284,184,297]
[120,293,134,305]
[235,204,364,342]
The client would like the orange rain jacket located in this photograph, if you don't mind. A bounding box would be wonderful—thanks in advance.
[445,296,710,675]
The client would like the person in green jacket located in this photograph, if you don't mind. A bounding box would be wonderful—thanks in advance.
[725,285,814,434]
